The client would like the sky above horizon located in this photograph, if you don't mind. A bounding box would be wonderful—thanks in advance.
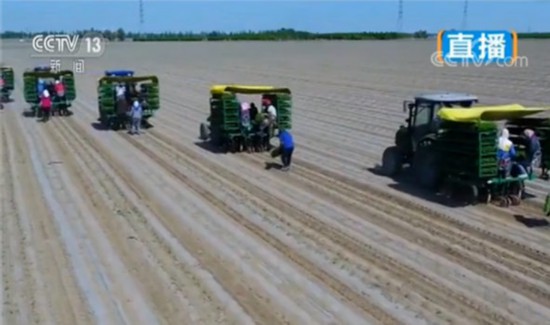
[1,1,549,33]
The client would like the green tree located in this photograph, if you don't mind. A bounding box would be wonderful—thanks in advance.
[116,28,125,41]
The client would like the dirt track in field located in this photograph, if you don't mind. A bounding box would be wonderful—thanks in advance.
[1,40,550,324]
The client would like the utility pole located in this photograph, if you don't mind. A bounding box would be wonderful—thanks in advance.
[397,0,403,32]
[461,0,469,30]
[139,0,144,35]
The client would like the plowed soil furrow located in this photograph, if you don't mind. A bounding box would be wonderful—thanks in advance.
[71,83,426,322]
[295,160,550,262]
[2,109,95,325]
[58,118,320,325]
[1,120,39,324]
[3,40,550,323]
[142,130,523,324]
[238,154,550,312]
[51,116,257,325]
[71,93,458,320]
[119,131,406,324]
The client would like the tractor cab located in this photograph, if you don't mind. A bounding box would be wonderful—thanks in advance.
[33,66,52,72]
[401,92,479,152]
[382,92,478,177]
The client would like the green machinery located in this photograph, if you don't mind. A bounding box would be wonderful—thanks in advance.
[23,68,76,116]
[434,118,528,206]
[381,92,479,182]
[97,70,159,130]
[199,84,292,153]
[380,91,549,205]
[0,66,15,106]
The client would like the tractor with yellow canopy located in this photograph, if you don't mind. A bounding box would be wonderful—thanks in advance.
[380,92,550,205]
[199,84,292,153]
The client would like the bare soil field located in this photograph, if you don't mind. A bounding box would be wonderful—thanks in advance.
[1,40,550,324]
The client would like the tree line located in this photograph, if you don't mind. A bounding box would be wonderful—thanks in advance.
[2,28,550,41]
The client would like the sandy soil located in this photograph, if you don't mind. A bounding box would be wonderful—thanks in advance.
[1,40,549,324]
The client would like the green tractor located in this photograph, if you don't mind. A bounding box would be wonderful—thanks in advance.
[23,68,76,117]
[199,84,292,153]
[0,66,15,108]
[96,70,159,130]
[381,92,549,205]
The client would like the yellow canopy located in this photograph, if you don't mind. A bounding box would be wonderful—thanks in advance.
[438,104,549,122]
[210,84,291,95]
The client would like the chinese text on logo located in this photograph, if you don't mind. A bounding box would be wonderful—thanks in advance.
[73,60,85,74]
[437,30,518,65]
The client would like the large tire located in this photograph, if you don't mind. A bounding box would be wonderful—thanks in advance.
[199,123,210,140]
[412,146,441,190]
[381,146,403,176]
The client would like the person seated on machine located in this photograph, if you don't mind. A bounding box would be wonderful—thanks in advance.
[497,128,517,178]
[522,128,542,176]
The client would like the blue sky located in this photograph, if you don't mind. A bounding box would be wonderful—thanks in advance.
[2,1,549,33]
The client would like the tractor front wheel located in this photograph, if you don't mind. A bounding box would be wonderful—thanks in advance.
[381,146,403,176]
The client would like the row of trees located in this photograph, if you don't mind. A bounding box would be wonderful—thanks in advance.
[2,28,550,41]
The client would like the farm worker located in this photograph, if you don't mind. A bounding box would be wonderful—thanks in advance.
[262,98,277,124]
[497,128,517,178]
[116,83,126,99]
[39,89,52,122]
[54,79,65,97]
[129,100,143,135]
[522,129,542,175]
[37,78,45,98]
[54,79,68,115]
[261,97,277,137]
[276,129,294,171]
[240,102,251,128]
[249,102,259,122]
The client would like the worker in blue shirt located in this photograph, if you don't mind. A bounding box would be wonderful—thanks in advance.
[277,129,294,171]
[37,78,45,99]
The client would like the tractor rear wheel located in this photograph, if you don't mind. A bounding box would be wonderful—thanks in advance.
[199,123,210,140]
[412,146,440,190]
[381,146,403,176]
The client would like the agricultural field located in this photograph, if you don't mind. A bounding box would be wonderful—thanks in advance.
[1,39,550,324]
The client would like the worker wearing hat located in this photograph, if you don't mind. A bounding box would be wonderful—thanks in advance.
[39,89,52,122]
[129,99,143,135]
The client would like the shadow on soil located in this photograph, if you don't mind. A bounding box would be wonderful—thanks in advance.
[21,111,37,118]
[21,110,74,118]
[91,122,111,131]
[265,162,283,170]
[513,214,550,228]
[194,141,228,154]
[367,164,473,208]
[91,120,154,132]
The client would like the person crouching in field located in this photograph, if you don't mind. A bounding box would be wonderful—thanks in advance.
[39,89,52,122]
[271,129,294,171]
